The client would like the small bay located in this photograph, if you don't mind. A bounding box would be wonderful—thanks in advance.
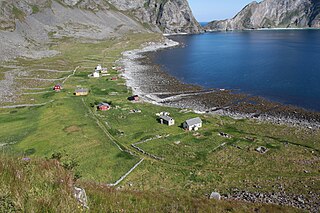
[151,30,320,111]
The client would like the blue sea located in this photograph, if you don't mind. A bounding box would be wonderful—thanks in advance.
[152,30,320,112]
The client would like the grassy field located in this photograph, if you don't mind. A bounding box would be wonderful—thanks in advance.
[0,32,319,211]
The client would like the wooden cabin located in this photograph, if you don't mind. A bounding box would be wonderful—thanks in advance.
[74,88,89,96]
[53,84,62,91]
[159,115,175,126]
[97,103,111,111]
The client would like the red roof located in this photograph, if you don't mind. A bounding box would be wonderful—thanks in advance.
[53,85,62,90]
[98,103,111,111]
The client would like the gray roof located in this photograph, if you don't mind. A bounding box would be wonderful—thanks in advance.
[185,117,202,126]
[75,88,89,93]
[159,115,174,121]
[98,102,110,107]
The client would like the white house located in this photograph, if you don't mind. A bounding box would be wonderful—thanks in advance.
[159,115,175,126]
[183,117,202,131]
[93,71,100,78]
[96,64,102,71]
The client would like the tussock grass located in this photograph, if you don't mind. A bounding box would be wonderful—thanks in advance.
[0,155,78,212]
[0,155,300,212]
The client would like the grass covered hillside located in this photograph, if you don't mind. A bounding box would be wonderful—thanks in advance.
[0,32,319,212]
[0,155,301,212]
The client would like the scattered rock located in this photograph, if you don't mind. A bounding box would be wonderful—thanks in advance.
[219,132,232,138]
[255,146,269,154]
[209,192,221,200]
[73,187,89,209]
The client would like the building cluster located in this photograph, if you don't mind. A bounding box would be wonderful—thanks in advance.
[157,111,202,131]
[90,64,108,78]
[52,64,203,131]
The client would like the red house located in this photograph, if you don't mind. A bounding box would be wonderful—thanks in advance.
[98,103,111,111]
[53,84,62,91]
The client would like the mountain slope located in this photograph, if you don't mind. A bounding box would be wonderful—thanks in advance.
[107,0,202,34]
[0,0,200,61]
[205,0,320,31]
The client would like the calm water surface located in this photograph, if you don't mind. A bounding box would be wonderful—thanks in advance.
[152,30,320,111]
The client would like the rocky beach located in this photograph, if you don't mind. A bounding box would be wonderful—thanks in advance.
[117,36,320,213]
[118,37,320,131]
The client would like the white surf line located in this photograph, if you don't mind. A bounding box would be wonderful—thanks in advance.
[62,66,80,84]
[0,100,54,109]
[107,158,144,187]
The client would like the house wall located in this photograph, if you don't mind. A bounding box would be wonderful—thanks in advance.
[184,122,202,131]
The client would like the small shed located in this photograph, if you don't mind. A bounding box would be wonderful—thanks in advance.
[93,71,100,78]
[96,64,102,71]
[74,88,89,96]
[101,68,108,74]
[53,84,62,91]
[183,117,202,131]
[159,115,175,126]
[128,95,139,101]
[97,103,111,111]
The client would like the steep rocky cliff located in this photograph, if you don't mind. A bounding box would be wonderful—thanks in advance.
[107,0,201,34]
[0,0,200,61]
[205,0,320,31]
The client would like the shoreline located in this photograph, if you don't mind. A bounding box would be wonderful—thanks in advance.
[118,38,320,130]
[205,27,320,33]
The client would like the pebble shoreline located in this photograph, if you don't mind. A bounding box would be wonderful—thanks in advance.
[119,38,320,130]
[118,38,320,212]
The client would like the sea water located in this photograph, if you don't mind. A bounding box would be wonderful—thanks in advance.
[152,30,320,111]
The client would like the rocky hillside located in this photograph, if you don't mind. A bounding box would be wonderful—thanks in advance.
[0,0,200,61]
[108,0,201,34]
[205,0,320,31]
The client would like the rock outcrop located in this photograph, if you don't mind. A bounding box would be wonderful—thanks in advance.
[0,0,201,61]
[107,0,202,34]
[205,0,320,31]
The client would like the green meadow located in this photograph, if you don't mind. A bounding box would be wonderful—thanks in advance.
[0,32,319,211]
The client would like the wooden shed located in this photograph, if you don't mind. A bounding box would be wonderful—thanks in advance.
[74,88,89,96]
[97,103,111,111]
[159,115,175,126]
[53,84,62,91]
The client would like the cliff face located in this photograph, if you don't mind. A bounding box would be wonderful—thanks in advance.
[205,0,320,31]
[0,0,201,33]
[0,0,200,61]
[107,0,202,34]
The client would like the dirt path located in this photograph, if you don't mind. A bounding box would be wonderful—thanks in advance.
[62,66,80,84]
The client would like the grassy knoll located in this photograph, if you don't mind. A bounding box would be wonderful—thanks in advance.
[0,32,319,211]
